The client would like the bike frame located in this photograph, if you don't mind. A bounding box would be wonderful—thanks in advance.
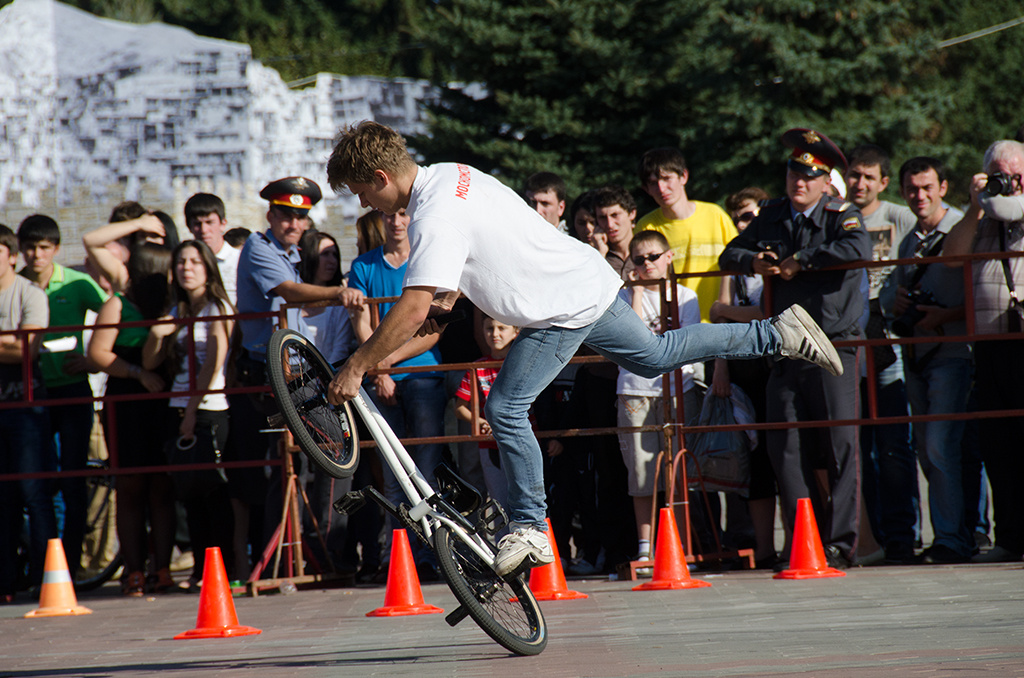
[349,387,497,568]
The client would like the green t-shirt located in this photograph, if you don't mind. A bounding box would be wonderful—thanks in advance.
[21,264,107,388]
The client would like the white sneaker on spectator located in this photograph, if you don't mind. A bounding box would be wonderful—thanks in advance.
[494,524,554,577]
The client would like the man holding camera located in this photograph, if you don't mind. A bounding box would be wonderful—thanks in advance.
[943,139,1024,564]
[881,156,971,564]
[719,128,871,570]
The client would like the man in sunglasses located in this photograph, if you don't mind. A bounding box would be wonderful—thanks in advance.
[719,128,871,572]
[325,121,846,578]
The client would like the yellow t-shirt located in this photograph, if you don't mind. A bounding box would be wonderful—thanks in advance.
[635,201,738,321]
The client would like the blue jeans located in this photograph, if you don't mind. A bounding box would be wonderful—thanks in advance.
[486,297,779,529]
[370,375,446,566]
[0,406,58,594]
[860,356,919,550]
[905,354,973,556]
[48,381,96,576]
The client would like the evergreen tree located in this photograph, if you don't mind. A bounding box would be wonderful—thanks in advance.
[415,0,946,202]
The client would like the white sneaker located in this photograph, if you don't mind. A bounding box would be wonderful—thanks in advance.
[772,304,843,376]
[494,524,554,577]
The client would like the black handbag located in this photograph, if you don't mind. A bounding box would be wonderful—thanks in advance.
[168,421,228,501]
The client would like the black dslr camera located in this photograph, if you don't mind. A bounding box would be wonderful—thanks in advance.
[891,289,939,338]
[984,171,1017,196]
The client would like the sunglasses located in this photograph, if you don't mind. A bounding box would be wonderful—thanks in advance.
[734,211,757,224]
[631,251,667,266]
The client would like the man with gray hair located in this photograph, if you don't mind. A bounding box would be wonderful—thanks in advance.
[943,139,1024,564]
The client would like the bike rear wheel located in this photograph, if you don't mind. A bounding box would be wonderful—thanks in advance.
[267,329,360,479]
[433,524,547,656]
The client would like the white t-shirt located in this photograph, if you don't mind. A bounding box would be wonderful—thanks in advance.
[403,164,623,329]
[616,283,700,397]
[169,301,229,411]
[215,242,240,305]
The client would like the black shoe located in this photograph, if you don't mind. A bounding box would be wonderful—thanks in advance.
[920,544,970,564]
[824,545,852,570]
[416,561,440,583]
[772,559,790,573]
[883,541,916,565]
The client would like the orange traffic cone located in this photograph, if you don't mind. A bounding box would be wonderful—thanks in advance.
[633,508,711,591]
[24,539,92,618]
[366,529,444,617]
[774,498,847,580]
[175,547,262,638]
[529,519,587,601]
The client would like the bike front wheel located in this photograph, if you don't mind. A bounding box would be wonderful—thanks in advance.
[433,524,547,656]
[266,329,360,479]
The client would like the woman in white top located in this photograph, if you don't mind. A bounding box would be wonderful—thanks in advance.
[143,239,234,589]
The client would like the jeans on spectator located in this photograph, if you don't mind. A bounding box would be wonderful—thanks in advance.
[0,406,58,594]
[48,381,95,577]
[860,355,919,551]
[371,375,446,566]
[905,354,973,557]
[486,296,779,529]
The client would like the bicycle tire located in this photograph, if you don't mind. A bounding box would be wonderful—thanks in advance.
[433,524,547,656]
[74,460,122,591]
[267,329,360,479]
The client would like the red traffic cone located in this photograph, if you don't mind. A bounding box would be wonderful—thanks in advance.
[774,498,846,580]
[633,508,711,591]
[529,519,587,601]
[367,530,444,617]
[175,547,262,638]
[24,539,92,618]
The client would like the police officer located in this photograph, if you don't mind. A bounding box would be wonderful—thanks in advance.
[227,177,364,579]
[719,129,872,569]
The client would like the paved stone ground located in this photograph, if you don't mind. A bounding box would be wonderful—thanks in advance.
[2,562,1022,678]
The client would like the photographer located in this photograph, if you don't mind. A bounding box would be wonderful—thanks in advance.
[943,139,1024,564]
[880,156,972,564]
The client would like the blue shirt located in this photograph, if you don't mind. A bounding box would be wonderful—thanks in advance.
[236,230,307,358]
[347,247,441,380]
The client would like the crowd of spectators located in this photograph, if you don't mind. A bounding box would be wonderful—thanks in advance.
[2,126,1024,603]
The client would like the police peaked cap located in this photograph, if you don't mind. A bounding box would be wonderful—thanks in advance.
[260,177,323,211]
[782,128,848,178]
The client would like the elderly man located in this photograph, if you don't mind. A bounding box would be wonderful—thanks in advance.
[720,128,872,570]
[943,139,1024,564]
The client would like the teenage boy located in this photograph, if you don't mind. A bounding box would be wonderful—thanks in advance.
[616,231,701,562]
[184,193,240,304]
[16,215,108,578]
[324,120,842,578]
[593,185,637,280]
[0,223,55,602]
[635,147,738,321]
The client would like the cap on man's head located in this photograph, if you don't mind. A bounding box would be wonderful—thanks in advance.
[782,128,847,178]
[260,177,322,215]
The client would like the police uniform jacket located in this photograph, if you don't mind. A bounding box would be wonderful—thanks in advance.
[718,195,871,339]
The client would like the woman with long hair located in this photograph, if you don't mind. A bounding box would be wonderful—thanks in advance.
[87,243,174,596]
[355,210,385,257]
[143,240,235,590]
[298,230,355,364]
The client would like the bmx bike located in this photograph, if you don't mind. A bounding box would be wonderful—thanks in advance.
[265,328,547,656]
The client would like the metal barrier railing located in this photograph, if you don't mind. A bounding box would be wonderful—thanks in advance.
[2,247,1023,486]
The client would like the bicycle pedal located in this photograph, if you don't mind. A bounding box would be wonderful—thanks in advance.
[333,490,366,515]
[445,605,470,627]
[266,412,285,428]
[477,499,508,537]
